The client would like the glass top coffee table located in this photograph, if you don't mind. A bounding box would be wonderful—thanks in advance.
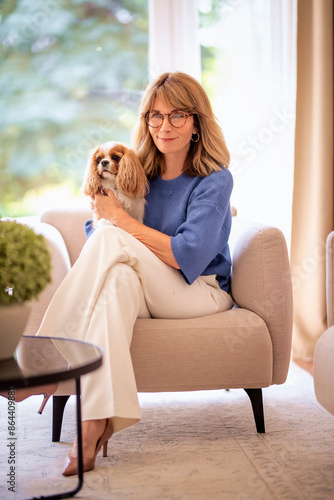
[0,335,103,500]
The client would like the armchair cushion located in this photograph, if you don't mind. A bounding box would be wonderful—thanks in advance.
[131,309,272,392]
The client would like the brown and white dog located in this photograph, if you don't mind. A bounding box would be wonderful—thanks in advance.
[82,141,148,227]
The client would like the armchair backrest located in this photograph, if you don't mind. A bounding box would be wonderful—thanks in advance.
[41,207,92,266]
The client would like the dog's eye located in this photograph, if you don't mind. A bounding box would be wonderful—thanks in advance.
[96,156,102,163]
[112,154,121,162]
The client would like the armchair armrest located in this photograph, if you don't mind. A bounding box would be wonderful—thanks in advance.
[21,220,71,335]
[326,231,334,328]
[230,217,293,384]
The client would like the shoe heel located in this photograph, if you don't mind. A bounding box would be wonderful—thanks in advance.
[103,439,108,458]
[38,394,51,415]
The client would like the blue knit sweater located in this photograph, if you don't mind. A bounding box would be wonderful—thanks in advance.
[85,168,233,293]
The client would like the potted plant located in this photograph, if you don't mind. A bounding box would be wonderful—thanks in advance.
[0,219,52,359]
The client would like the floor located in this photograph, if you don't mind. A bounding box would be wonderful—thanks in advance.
[0,360,333,500]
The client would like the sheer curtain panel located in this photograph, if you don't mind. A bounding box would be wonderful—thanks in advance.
[148,0,201,81]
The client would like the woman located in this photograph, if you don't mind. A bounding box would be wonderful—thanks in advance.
[30,72,234,475]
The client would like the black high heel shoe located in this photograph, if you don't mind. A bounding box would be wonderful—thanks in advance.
[0,383,58,414]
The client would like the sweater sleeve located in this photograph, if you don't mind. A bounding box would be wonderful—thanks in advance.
[84,219,95,238]
[170,169,233,285]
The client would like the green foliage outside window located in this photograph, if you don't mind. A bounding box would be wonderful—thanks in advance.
[199,0,234,107]
[0,0,148,217]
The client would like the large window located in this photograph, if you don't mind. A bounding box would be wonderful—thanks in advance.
[199,0,297,244]
[2,0,297,245]
[0,0,148,217]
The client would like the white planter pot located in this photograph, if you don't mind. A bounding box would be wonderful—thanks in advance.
[0,304,31,360]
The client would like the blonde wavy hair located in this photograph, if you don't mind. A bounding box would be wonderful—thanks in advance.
[131,72,230,179]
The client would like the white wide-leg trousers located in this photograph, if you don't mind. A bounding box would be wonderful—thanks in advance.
[37,226,233,432]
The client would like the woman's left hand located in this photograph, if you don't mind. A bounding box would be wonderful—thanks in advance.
[91,190,123,223]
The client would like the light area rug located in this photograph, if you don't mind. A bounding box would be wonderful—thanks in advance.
[0,361,334,500]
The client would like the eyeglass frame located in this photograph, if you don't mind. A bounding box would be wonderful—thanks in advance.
[144,110,192,129]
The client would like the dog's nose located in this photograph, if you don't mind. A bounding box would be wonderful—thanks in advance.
[101,159,109,167]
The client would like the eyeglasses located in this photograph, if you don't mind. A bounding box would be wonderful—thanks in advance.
[145,111,191,129]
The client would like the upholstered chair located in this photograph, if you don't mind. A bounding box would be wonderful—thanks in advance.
[314,231,334,415]
[20,207,293,439]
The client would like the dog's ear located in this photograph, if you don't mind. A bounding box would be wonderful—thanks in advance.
[82,148,101,196]
[116,147,148,198]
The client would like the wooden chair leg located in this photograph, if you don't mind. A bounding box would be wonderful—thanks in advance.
[52,395,70,442]
[244,388,265,433]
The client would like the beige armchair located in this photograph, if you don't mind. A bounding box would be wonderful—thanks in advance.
[314,231,334,415]
[22,207,293,439]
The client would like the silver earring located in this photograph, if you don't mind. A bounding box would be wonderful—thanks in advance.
[191,132,200,143]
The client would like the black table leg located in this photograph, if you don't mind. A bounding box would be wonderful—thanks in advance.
[29,377,83,500]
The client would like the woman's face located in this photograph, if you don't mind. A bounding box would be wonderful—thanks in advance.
[147,97,197,159]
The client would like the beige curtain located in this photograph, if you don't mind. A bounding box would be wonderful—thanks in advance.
[290,0,334,359]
